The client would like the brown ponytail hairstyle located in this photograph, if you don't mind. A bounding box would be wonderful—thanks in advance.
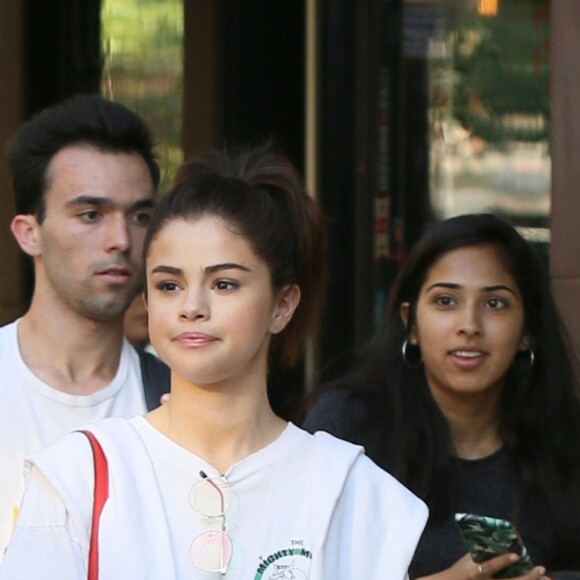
[143,143,327,367]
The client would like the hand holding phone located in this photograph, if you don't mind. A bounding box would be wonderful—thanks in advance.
[455,513,534,579]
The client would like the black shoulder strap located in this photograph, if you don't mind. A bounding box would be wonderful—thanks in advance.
[137,349,170,411]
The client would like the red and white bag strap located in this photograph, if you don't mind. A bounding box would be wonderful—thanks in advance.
[78,430,109,580]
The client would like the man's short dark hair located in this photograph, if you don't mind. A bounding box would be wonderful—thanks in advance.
[6,94,160,222]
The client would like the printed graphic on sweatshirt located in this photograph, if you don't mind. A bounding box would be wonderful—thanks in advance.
[253,543,311,580]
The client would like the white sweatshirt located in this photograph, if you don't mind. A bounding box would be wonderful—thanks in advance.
[0,417,427,579]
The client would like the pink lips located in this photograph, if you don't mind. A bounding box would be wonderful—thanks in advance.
[97,266,132,283]
[448,347,488,370]
[175,332,217,347]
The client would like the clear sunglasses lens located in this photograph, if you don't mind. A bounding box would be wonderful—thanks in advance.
[189,477,232,517]
[190,530,233,573]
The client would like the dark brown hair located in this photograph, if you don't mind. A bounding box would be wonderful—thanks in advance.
[6,94,159,223]
[144,144,327,367]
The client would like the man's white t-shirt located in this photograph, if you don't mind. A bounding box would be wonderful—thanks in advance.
[0,319,147,560]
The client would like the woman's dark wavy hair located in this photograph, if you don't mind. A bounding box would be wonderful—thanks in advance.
[335,214,580,565]
[143,143,327,369]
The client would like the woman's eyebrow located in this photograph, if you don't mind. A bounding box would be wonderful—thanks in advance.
[425,281,518,297]
[425,282,461,292]
[482,284,518,296]
[204,263,251,274]
[151,265,182,276]
[150,263,251,276]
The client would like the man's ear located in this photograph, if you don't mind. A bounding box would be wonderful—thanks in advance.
[10,215,42,257]
[400,301,418,344]
[270,284,301,334]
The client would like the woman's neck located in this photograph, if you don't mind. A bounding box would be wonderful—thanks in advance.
[146,373,287,473]
[451,422,502,460]
[433,390,503,460]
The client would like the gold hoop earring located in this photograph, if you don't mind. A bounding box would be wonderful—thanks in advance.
[401,339,422,369]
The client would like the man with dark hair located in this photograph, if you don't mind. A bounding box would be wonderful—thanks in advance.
[0,94,168,558]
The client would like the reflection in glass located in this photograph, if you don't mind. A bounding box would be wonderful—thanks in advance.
[101,0,184,193]
[425,0,550,241]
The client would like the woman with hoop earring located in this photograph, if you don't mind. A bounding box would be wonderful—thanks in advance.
[305,214,580,579]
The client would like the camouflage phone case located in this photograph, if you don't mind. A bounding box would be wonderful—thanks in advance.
[454,513,534,578]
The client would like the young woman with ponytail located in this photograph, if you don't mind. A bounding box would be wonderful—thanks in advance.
[0,145,427,580]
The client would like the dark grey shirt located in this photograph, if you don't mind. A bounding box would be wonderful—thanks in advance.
[408,448,546,578]
[303,390,557,578]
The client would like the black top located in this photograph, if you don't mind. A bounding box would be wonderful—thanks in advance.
[137,348,170,411]
[303,389,558,578]
[408,448,545,578]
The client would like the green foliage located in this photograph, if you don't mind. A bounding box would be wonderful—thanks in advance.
[101,0,184,193]
[449,0,549,143]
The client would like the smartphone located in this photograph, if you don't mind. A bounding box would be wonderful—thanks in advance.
[454,513,534,579]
